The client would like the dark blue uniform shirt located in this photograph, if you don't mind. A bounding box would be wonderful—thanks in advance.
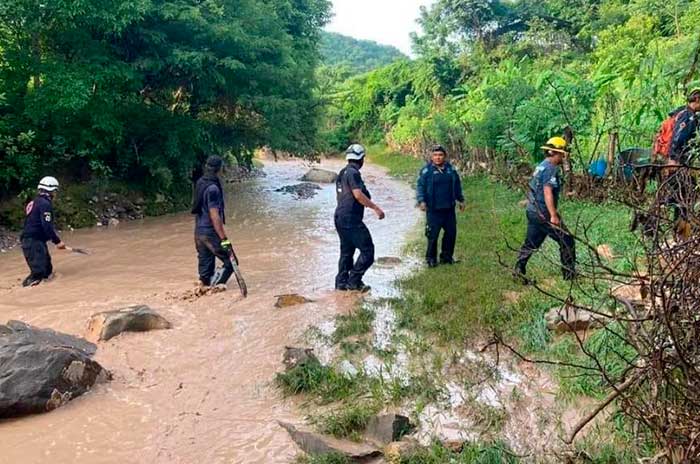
[416,162,464,210]
[526,159,561,219]
[195,184,225,235]
[335,164,370,228]
[22,194,61,244]
[671,106,699,162]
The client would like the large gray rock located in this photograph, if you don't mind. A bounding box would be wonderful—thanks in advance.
[545,305,605,333]
[275,183,322,200]
[279,421,382,461]
[301,168,338,184]
[86,305,172,342]
[0,321,110,418]
[365,414,412,445]
[283,347,319,371]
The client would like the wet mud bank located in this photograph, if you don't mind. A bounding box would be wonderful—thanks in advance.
[0,159,419,463]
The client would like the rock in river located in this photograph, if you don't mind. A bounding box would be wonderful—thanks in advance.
[86,305,172,342]
[275,183,322,200]
[301,168,338,184]
[279,421,382,461]
[274,294,314,308]
[0,321,110,419]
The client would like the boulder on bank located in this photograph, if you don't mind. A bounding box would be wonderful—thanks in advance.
[86,305,172,342]
[0,321,110,419]
[283,347,318,370]
[301,168,338,184]
[365,414,412,445]
[545,305,605,333]
[279,421,382,461]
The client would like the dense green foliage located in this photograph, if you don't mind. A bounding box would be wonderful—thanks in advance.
[322,0,700,165]
[0,0,330,199]
[319,32,406,73]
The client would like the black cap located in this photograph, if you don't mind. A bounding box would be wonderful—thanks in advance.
[205,155,224,171]
[431,144,447,155]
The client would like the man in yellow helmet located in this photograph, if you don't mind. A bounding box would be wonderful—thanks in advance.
[514,137,576,283]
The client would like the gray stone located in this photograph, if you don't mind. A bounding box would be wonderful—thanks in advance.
[339,360,359,379]
[274,294,314,308]
[279,421,381,461]
[0,321,110,418]
[375,257,402,267]
[365,414,412,445]
[283,347,319,370]
[301,168,338,184]
[275,183,322,199]
[86,305,172,342]
[544,305,605,333]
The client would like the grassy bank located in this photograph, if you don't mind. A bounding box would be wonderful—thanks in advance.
[281,146,653,463]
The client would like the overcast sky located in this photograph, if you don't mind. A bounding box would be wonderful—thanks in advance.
[325,0,435,56]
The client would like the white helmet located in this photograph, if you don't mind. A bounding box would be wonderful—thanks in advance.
[38,176,60,192]
[345,144,366,161]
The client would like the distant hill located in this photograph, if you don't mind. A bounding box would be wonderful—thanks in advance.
[320,32,407,73]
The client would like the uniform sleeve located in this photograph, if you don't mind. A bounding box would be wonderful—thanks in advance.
[416,166,428,204]
[204,185,222,212]
[671,110,698,159]
[543,166,560,189]
[453,170,464,203]
[347,170,364,191]
[38,202,61,244]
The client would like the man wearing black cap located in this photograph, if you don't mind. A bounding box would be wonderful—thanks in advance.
[416,145,465,268]
[191,156,235,287]
[334,144,386,293]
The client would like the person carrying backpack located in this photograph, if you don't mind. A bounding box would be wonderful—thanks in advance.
[669,88,700,165]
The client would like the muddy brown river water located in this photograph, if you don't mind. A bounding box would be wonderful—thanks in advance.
[0,160,419,464]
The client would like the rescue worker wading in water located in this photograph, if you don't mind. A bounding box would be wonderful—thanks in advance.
[334,144,385,293]
[20,176,68,287]
[192,156,235,288]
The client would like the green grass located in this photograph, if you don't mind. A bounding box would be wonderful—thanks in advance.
[367,144,424,179]
[275,358,360,402]
[400,441,519,464]
[313,403,380,440]
[333,305,375,343]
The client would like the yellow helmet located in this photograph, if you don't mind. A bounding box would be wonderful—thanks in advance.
[541,136,568,154]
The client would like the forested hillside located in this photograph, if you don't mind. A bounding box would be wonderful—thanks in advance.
[0,0,330,201]
[320,0,700,169]
[319,32,406,73]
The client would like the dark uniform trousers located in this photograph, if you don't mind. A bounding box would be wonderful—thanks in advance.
[21,237,53,284]
[426,208,457,263]
[516,212,576,279]
[195,232,234,286]
[335,221,375,289]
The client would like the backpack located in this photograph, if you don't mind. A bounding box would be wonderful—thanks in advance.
[653,108,684,158]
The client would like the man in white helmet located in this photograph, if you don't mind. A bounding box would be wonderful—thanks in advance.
[334,144,385,292]
[20,176,66,286]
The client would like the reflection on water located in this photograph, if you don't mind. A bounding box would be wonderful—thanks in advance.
[0,159,419,464]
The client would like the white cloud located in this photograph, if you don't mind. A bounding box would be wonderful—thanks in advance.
[324,0,435,56]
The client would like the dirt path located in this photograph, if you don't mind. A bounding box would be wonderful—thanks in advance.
[0,160,419,464]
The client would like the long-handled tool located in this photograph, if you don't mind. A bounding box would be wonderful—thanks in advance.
[65,246,90,255]
[229,247,248,298]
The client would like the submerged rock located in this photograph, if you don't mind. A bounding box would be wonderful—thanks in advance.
[0,321,110,418]
[279,421,381,461]
[275,183,322,200]
[375,256,402,267]
[283,347,318,370]
[301,168,338,184]
[274,294,314,308]
[86,305,172,342]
